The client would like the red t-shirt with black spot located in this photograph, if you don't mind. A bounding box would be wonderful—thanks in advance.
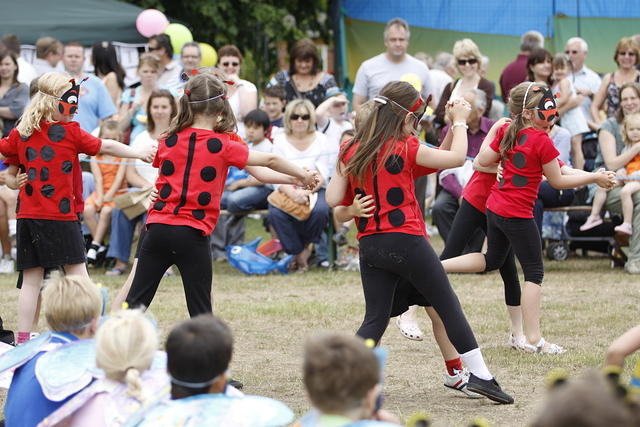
[0,121,101,220]
[486,127,559,218]
[340,136,436,239]
[147,128,249,235]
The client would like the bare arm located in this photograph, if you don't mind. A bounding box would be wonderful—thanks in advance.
[600,128,640,171]
[473,118,510,172]
[353,94,367,113]
[590,75,609,124]
[0,107,16,120]
[3,165,26,190]
[125,164,153,189]
[100,139,156,162]
[332,194,375,223]
[90,159,104,199]
[245,151,316,189]
[543,158,614,189]
[103,160,127,202]
[326,163,349,207]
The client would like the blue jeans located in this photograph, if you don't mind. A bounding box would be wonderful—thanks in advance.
[223,185,272,214]
[106,208,145,263]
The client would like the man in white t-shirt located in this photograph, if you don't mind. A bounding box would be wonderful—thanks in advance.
[352,18,432,111]
[565,37,602,130]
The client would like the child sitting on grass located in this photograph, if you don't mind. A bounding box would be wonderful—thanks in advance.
[3,273,102,427]
[294,333,400,426]
[581,113,640,235]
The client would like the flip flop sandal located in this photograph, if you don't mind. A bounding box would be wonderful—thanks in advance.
[522,338,566,354]
[395,317,424,341]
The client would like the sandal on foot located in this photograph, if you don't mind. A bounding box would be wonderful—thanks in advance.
[395,317,424,341]
[508,334,526,350]
[580,216,603,231]
[522,338,565,354]
[105,267,126,276]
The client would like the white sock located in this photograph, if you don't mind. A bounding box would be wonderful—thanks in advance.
[460,348,492,380]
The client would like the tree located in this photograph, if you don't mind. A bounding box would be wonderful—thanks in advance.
[124,0,330,89]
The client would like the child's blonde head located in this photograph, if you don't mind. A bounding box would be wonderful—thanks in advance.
[354,100,375,131]
[95,309,158,400]
[622,113,640,145]
[16,72,70,138]
[41,272,102,333]
[98,119,121,140]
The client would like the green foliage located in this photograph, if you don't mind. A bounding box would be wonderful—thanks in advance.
[122,0,330,89]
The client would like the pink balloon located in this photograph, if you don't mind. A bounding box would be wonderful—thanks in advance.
[136,9,169,38]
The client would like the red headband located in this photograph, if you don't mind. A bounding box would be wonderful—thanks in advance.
[409,96,424,112]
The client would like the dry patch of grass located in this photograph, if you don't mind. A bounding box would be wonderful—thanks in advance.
[0,219,638,426]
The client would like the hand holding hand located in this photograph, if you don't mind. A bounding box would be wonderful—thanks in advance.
[594,168,617,189]
[14,172,27,189]
[137,144,157,163]
[298,169,320,191]
[148,187,159,204]
[447,98,472,123]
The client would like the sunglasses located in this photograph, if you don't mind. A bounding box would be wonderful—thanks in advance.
[457,58,478,66]
[290,114,310,121]
[564,50,579,55]
[618,51,637,57]
[148,46,161,52]
[222,61,239,67]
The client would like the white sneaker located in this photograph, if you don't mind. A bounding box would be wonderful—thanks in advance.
[444,368,482,398]
[0,257,15,274]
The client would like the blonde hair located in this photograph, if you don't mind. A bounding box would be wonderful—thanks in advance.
[137,53,161,73]
[453,38,482,60]
[622,113,640,145]
[355,100,375,131]
[98,119,121,139]
[614,37,640,66]
[16,72,69,138]
[283,99,316,135]
[95,310,158,401]
[41,272,102,333]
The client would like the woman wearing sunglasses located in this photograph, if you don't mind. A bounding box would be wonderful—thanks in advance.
[217,45,258,139]
[434,39,494,128]
[591,37,640,124]
[268,99,331,272]
[269,38,337,108]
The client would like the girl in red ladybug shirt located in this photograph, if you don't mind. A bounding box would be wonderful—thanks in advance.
[326,81,514,404]
[0,72,156,344]
[442,81,615,354]
[125,72,316,317]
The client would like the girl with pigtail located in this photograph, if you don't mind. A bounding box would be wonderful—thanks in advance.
[39,310,162,426]
[125,71,318,317]
[442,81,616,354]
[326,80,514,404]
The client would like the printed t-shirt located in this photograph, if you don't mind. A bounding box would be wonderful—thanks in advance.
[486,127,559,218]
[340,136,436,239]
[0,122,101,220]
[147,128,249,235]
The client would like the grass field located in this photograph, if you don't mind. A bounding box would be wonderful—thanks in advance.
[0,218,638,426]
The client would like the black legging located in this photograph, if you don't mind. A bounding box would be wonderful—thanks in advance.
[357,232,478,353]
[485,210,544,285]
[126,223,213,316]
[441,199,522,306]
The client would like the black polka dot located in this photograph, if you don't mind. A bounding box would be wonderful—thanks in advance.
[388,209,405,227]
[161,160,175,176]
[384,154,404,175]
[40,146,55,161]
[27,168,37,182]
[200,166,216,182]
[15,196,19,213]
[25,183,33,196]
[61,160,73,174]
[512,152,527,169]
[512,174,528,187]
[20,134,29,142]
[517,134,528,146]
[207,138,223,154]
[41,184,55,198]
[165,134,178,147]
[498,178,506,188]
[354,187,366,197]
[198,192,211,206]
[192,209,205,220]
[47,124,66,142]
[59,198,70,214]
[153,201,166,211]
[159,184,172,199]
[26,147,37,161]
[386,187,404,206]
[357,217,368,232]
[40,167,50,181]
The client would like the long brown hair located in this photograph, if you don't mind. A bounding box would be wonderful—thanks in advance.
[501,81,547,157]
[615,82,640,123]
[166,71,236,135]
[146,89,177,134]
[339,81,422,182]
[527,48,552,84]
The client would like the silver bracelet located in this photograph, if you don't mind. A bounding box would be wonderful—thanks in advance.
[452,121,468,129]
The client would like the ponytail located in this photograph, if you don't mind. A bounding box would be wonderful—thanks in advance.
[500,81,546,157]
[125,367,143,401]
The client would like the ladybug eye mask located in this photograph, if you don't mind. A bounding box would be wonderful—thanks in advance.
[40,78,88,115]
[523,83,559,122]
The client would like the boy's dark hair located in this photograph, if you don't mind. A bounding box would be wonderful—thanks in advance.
[264,85,286,102]
[166,314,233,399]
[149,34,173,59]
[1,34,21,56]
[244,109,270,130]
[303,333,379,413]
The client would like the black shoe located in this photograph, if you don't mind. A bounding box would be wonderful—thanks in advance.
[228,379,243,390]
[466,373,514,404]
